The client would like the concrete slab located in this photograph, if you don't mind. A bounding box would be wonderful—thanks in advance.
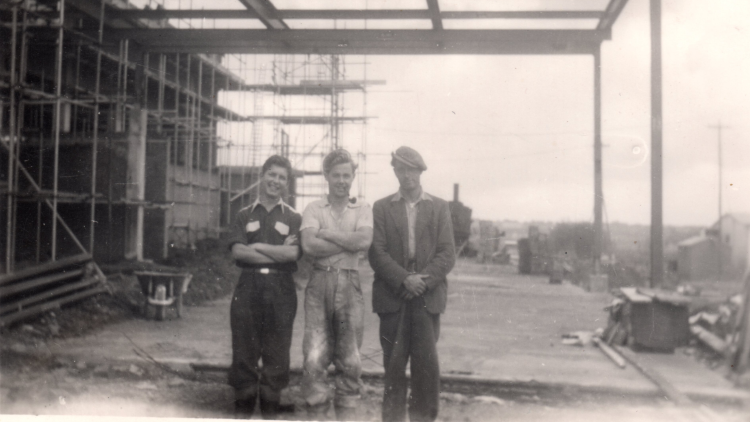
[47,261,749,404]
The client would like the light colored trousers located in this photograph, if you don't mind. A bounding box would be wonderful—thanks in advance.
[301,268,365,410]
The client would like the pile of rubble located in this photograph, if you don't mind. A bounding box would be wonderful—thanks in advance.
[689,291,748,369]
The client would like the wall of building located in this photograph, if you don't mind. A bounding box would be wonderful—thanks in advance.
[720,216,749,275]
[167,164,222,250]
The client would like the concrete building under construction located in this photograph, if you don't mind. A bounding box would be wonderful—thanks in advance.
[1,0,375,275]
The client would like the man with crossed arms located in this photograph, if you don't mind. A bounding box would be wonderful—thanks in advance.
[300,149,373,420]
[227,155,301,419]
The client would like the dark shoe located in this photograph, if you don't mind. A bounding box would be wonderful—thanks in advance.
[260,396,296,419]
[234,393,257,418]
[334,405,359,421]
[306,402,331,421]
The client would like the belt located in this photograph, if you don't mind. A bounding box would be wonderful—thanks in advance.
[313,264,357,273]
[245,267,284,275]
[406,260,417,272]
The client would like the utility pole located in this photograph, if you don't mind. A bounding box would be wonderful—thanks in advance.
[709,121,729,282]
[649,0,663,288]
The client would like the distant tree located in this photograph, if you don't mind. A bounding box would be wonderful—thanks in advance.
[549,222,595,259]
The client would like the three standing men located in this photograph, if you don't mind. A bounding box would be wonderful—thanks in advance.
[227,146,454,421]
[369,147,456,422]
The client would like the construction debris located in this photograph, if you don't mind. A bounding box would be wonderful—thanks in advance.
[0,254,108,327]
[613,345,693,406]
[473,396,507,406]
[605,287,691,353]
[592,337,626,369]
[690,325,729,355]
[561,331,594,347]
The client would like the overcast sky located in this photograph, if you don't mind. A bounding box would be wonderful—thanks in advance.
[352,0,750,227]
[209,0,750,227]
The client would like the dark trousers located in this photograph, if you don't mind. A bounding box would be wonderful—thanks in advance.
[379,299,441,422]
[228,271,297,402]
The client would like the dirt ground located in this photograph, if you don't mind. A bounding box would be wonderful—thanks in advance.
[1,242,749,421]
[2,348,745,422]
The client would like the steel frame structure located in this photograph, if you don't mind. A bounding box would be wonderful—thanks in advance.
[2,0,670,287]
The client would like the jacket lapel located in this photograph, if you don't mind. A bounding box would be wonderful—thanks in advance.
[415,200,432,249]
[388,199,408,257]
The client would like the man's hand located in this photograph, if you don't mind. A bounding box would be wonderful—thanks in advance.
[399,288,415,301]
[403,274,428,297]
[284,234,298,246]
[316,229,330,240]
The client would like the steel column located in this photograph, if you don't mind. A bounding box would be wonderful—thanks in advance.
[593,46,603,275]
[649,0,664,287]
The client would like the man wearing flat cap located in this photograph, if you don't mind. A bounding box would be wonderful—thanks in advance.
[369,146,455,422]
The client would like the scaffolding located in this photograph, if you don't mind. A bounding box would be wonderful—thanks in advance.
[218,54,381,213]
[1,0,381,275]
[0,0,248,273]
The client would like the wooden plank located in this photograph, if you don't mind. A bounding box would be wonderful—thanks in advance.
[613,345,692,405]
[637,287,692,306]
[593,337,626,368]
[690,325,728,355]
[0,276,101,316]
[0,254,91,286]
[0,268,85,297]
[133,271,190,277]
[620,287,651,303]
[0,285,107,327]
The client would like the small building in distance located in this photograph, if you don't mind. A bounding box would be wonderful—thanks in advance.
[712,213,750,277]
[677,234,721,281]
[677,213,750,281]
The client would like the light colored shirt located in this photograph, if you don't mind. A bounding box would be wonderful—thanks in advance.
[391,189,433,260]
[301,197,373,269]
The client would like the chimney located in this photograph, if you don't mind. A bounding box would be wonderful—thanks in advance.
[453,183,459,203]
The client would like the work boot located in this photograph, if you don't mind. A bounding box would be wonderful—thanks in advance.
[234,388,257,419]
[334,404,359,421]
[259,396,296,420]
[306,402,331,421]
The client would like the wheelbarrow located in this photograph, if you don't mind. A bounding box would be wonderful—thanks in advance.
[134,271,192,321]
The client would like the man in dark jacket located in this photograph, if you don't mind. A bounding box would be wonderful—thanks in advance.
[368,146,455,422]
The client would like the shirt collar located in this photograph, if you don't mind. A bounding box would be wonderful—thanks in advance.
[248,197,288,214]
[391,189,432,204]
[320,195,362,208]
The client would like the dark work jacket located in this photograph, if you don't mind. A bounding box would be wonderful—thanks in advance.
[368,192,456,314]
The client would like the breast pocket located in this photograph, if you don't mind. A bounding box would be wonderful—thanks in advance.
[245,221,260,233]
[245,220,260,242]
[274,221,290,236]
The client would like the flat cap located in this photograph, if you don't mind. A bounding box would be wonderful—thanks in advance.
[391,146,427,171]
